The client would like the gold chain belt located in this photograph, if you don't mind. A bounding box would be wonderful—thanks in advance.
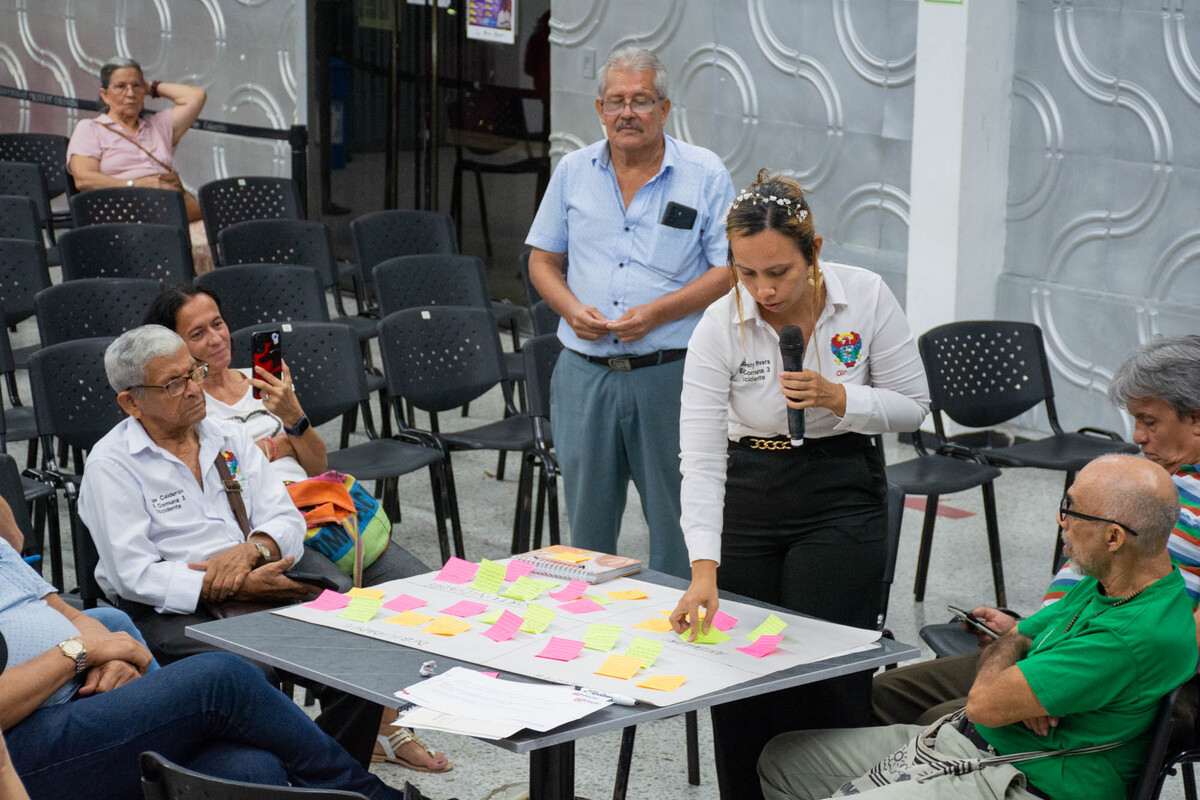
[745,437,793,451]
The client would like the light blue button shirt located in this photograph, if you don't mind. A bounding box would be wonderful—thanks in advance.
[526,133,735,357]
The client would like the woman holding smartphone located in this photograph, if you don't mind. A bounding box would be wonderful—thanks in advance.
[669,171,929,800]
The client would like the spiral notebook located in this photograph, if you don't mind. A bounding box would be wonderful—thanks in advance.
[512,545,642,584]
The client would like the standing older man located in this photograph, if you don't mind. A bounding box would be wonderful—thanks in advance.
[526,46,735,577]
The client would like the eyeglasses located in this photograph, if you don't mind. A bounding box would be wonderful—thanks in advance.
[601,95,659,115]
[1058,492,1139,536]
[107,82,145,95]
[129,363,209,397]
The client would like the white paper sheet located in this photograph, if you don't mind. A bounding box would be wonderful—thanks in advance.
[395,707,524,740]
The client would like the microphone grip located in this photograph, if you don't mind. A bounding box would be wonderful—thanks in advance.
[779,347,805,448]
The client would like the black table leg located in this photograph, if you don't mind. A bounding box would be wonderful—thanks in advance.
[612,726,636,800]
[530,741,575,800]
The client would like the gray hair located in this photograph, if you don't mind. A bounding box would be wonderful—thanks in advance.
[597,46,669,100]
[104,325,187,393]
[1108,335,1200,419]
[99,58,143,89]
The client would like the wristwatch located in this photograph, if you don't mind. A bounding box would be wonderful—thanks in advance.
[250,539,273,565]
[57,637,87,675]
[283,415,311,437]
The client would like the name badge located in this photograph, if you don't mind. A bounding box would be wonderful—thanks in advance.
[151,489,185,514]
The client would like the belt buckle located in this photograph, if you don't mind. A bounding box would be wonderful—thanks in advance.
[607,357,632,372]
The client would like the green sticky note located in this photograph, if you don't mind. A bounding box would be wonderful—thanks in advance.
[479,608,504,625]
[583,623,623,651]
[626,637,664,668]
[582,593,611,606]
[520,603,556,634]
[679,626,730,645]
[502,576,550,601]
[746,613,788,641]
[338,598,382,623]
[530,578,560,592]
[471,559,506,594]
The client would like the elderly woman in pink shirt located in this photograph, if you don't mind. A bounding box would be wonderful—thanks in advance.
[67,58,211,271]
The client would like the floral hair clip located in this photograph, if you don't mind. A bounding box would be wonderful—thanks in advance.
[732,190,809,221]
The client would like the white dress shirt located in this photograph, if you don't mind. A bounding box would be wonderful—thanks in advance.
[78,416,307,614]
[679,262,930,565]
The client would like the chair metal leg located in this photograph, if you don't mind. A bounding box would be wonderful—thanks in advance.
[474,168,493,259]
[686,710,700,785]
[428,462,452,564]
[44,493,63,593]
[611,725,636,800]
[443,453,466,559]
[981,481,1006,608]
[339,407,356,449]
[25,436,37,470]
[510,452,534,555]
[912,494,939,602]
[547,469,561,546]
[496,450,507,481]
[378,389,392,437]
[1184,762,1197,800]
[461,401,470,418]
[1052,471,1075,573]
[533,467,547,550]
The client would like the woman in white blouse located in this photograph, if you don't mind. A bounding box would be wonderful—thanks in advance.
[669,171,929,799]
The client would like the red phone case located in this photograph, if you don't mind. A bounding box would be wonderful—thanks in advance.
[251,332,282,399]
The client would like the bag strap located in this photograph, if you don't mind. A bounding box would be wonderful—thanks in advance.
[214,453,252,540]
[98,120,176,175]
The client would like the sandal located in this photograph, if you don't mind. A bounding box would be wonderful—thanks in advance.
[372,727,453,773]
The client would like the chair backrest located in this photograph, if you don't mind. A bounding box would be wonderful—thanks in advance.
[58,223,194,284]
[1129,681,1192,800]
[351,210,456,297]
[918,321,1056,433]
[522,333,562,421]
[198,176,304,256]
[230,321,365,427]
[0,238,51,325]
[36,279,164,347]
[530,300,560,337]
[877,481,905,631]
[0,161,51,228]
[378,306,507,413]
[219,219,337,288]
[29,338,122,454]
[0,133,70,198]
[139,751,368,800]
[195,264,330,332]
[0,452,34,547]
[0,195,42,241]
[372,254,491,318]
[70,187,188,229]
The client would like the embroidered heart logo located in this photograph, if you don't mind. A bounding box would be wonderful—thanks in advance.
[831,332,862,367]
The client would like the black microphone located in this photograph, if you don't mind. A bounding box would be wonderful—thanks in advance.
[779,325,806,447]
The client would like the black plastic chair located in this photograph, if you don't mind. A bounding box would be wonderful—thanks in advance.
[521,333,561,551]
[139,751,370,799]
[0,310,42,478]
[1130,681,1196,800]
[70,187,189,229]
[58,223,193,284]
[0,195,43,242]
[530,299,560,337]
[198,176,304,257]
[351,209,456,303]
[0,161,56,249]
[196,264,329,330]
[0,450,58,587]
[36,279,164,347]
[919,321,1138,572]
[0,237,52,368]
[0,133,71,211]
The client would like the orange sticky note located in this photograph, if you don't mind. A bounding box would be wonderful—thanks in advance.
[549,551,593,564]
[384,611,434,627]
[637,674,687,692]
[595,654,644,680]
[348,587,386,600]
[607,589,648,601]
[633,617,673,633]
[426,616,471,636]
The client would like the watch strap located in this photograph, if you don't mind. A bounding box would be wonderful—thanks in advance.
[284,415,310,437]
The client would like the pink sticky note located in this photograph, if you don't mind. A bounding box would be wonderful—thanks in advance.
[482,610,524,642]
[441,600,489,618]
[383,594,427,613]
[435,556,478,584]
[549,579,589,602]
[504,560,536,582]
[736,634,784,658]
[558,598,606,614]
[710,610,738,632]
[304,589,349,611]
[481,671,500,678]
[536,636,585,662]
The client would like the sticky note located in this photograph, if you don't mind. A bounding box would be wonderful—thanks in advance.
[471,559,506,594]
[482,610,524,642]
[520,603,556,634]
[426,616,471,636]
[481,671,500,678]
[637,674,687,692]
[607,589,648,601]
[737,634,784,658]
[536,636,585,662]
[504,559,536,582]
[582,594,611,605]
[434,556,478,584]
[583,623,622,652]
[338,598,382,622]
[548,550,593,564]
[384,611,434,626]
[441,600,488,618]
[501,576,550,601]
[626,638,664,668]
[746,613,788,641]
[679,626,730,645]
[347,587,385,600]
[709,610,738,631]
[549,579,588,601]
[559,598,606,614]
[304,589,349,610]
[633,617,673,633]
[479,608,504,625]
[595,654,643,680]
[382,594,426,613]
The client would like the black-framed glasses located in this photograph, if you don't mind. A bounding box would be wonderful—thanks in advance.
[128,362,209,397]
[601,95,660,115]
[1058,492,1139,536]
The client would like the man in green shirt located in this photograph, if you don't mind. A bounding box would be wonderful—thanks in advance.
[758,454,1196,800]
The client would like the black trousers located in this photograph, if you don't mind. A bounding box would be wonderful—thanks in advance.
[711,433,888,800]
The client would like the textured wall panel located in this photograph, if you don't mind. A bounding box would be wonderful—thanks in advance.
[548,0,917,300]
[0,0,306,189]
[1001,0,1199,435]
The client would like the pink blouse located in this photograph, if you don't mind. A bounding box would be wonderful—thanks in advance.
[66,109,175,180]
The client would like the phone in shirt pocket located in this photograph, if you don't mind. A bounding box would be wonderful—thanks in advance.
[649,202,701,278]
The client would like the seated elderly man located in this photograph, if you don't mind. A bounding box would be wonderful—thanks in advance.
[78,324,380,765]
[758,454,1196,800]
[873,334,1200,727]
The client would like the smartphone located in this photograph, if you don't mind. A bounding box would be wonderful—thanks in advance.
[250,328,282,399]
[947,604,1000,639]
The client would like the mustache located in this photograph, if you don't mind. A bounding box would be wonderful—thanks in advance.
[616,121,643,131]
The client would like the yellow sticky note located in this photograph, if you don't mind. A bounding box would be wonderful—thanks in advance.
[426,616,471,636]
[607,589,648,601]
[348,587,386,600]
[549,551,593,564]
[637,674,687,692]
[746,613,788,641]
[595,654,644,680]
[384,611,434,627]
[520,603,556,634]
[582,594,611,606]
[633,617,673,633]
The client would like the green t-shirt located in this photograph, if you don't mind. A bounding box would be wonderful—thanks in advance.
[977,569,1196,800]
